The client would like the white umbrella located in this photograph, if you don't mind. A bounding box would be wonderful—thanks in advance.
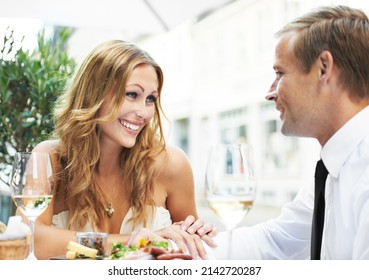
[0,0,235,41]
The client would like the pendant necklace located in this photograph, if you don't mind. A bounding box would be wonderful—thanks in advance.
[105,184,117,217]
[106,202,115,217]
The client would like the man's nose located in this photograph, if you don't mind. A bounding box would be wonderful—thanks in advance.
[265,81,278,101]
[265,91,277,101]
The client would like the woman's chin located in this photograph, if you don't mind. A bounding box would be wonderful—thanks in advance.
[121,138,138,148]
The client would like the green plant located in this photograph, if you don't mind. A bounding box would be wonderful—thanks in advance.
[0,26,76,185]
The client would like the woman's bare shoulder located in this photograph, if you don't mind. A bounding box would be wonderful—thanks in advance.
[156,144,192,178]
[33,139,60,153]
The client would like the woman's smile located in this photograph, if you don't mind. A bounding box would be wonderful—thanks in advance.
[119,119,141,132]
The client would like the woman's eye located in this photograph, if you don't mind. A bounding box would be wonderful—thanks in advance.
[146,95,157,104]
[126,91,137,99]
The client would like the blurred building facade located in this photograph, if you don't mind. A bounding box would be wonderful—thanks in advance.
[136,0,342,208]
[131,0,369,213]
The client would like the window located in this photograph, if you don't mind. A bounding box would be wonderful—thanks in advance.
[172,118,189,154]
[219,107,249,144]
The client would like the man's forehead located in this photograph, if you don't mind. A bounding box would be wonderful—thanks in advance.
[275,33,297,59]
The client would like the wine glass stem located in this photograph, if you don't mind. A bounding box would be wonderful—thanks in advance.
[227,228,233,259]
[27,217,37,260]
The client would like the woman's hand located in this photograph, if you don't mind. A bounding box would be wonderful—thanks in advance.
[127,227,167,247]
[127,225,209,260]
[177,215,218,248]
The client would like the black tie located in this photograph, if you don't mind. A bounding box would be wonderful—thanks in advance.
[311,159,329,260]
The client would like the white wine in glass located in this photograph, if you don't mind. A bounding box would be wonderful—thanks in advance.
[205,144,257,258]
[9,152,54,260]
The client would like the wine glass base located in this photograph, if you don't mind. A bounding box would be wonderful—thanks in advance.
[25,253,37,260]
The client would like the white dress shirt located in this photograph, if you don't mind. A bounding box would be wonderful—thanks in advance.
[209,106,369,259]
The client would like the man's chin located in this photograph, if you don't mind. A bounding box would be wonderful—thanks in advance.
[281,126,312,138]
[281,124,295,137]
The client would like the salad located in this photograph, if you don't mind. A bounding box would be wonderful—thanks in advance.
[107,238,192,260]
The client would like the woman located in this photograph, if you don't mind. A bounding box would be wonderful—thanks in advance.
[30,40,215,259]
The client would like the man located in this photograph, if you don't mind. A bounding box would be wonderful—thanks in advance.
[209,5,369,259]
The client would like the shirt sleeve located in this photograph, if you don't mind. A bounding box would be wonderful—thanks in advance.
[352,166,369,259]
[208,181,314,259]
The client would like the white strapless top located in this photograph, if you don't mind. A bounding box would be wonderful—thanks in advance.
[52,207,172,234]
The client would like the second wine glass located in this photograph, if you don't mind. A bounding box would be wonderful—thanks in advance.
[205,144,257,258]
[9,152,54,260]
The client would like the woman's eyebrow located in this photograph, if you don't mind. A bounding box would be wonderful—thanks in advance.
[126,84,144,91]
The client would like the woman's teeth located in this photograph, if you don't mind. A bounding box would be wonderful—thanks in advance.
[120,120,139,131]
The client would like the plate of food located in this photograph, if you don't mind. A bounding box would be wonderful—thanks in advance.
[107,238,192,260]
[62,237,192,260]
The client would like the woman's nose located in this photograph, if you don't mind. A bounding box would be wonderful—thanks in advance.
[135,104,148,119]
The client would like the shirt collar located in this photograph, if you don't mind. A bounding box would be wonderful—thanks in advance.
[321,105,369,178]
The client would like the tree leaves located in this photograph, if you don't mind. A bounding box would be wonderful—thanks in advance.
[0,26,76,183]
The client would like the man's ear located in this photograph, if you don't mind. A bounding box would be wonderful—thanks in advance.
[318,50,334,82]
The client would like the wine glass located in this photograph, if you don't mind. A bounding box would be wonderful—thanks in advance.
[205,143,257,258]
[9,152,54,260]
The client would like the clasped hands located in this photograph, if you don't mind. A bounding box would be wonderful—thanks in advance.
[127,215,217,260]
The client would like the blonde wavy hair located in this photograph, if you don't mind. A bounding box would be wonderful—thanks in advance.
[52,40,166,231]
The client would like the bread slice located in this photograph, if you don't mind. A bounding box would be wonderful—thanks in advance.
[67,241,98,259]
